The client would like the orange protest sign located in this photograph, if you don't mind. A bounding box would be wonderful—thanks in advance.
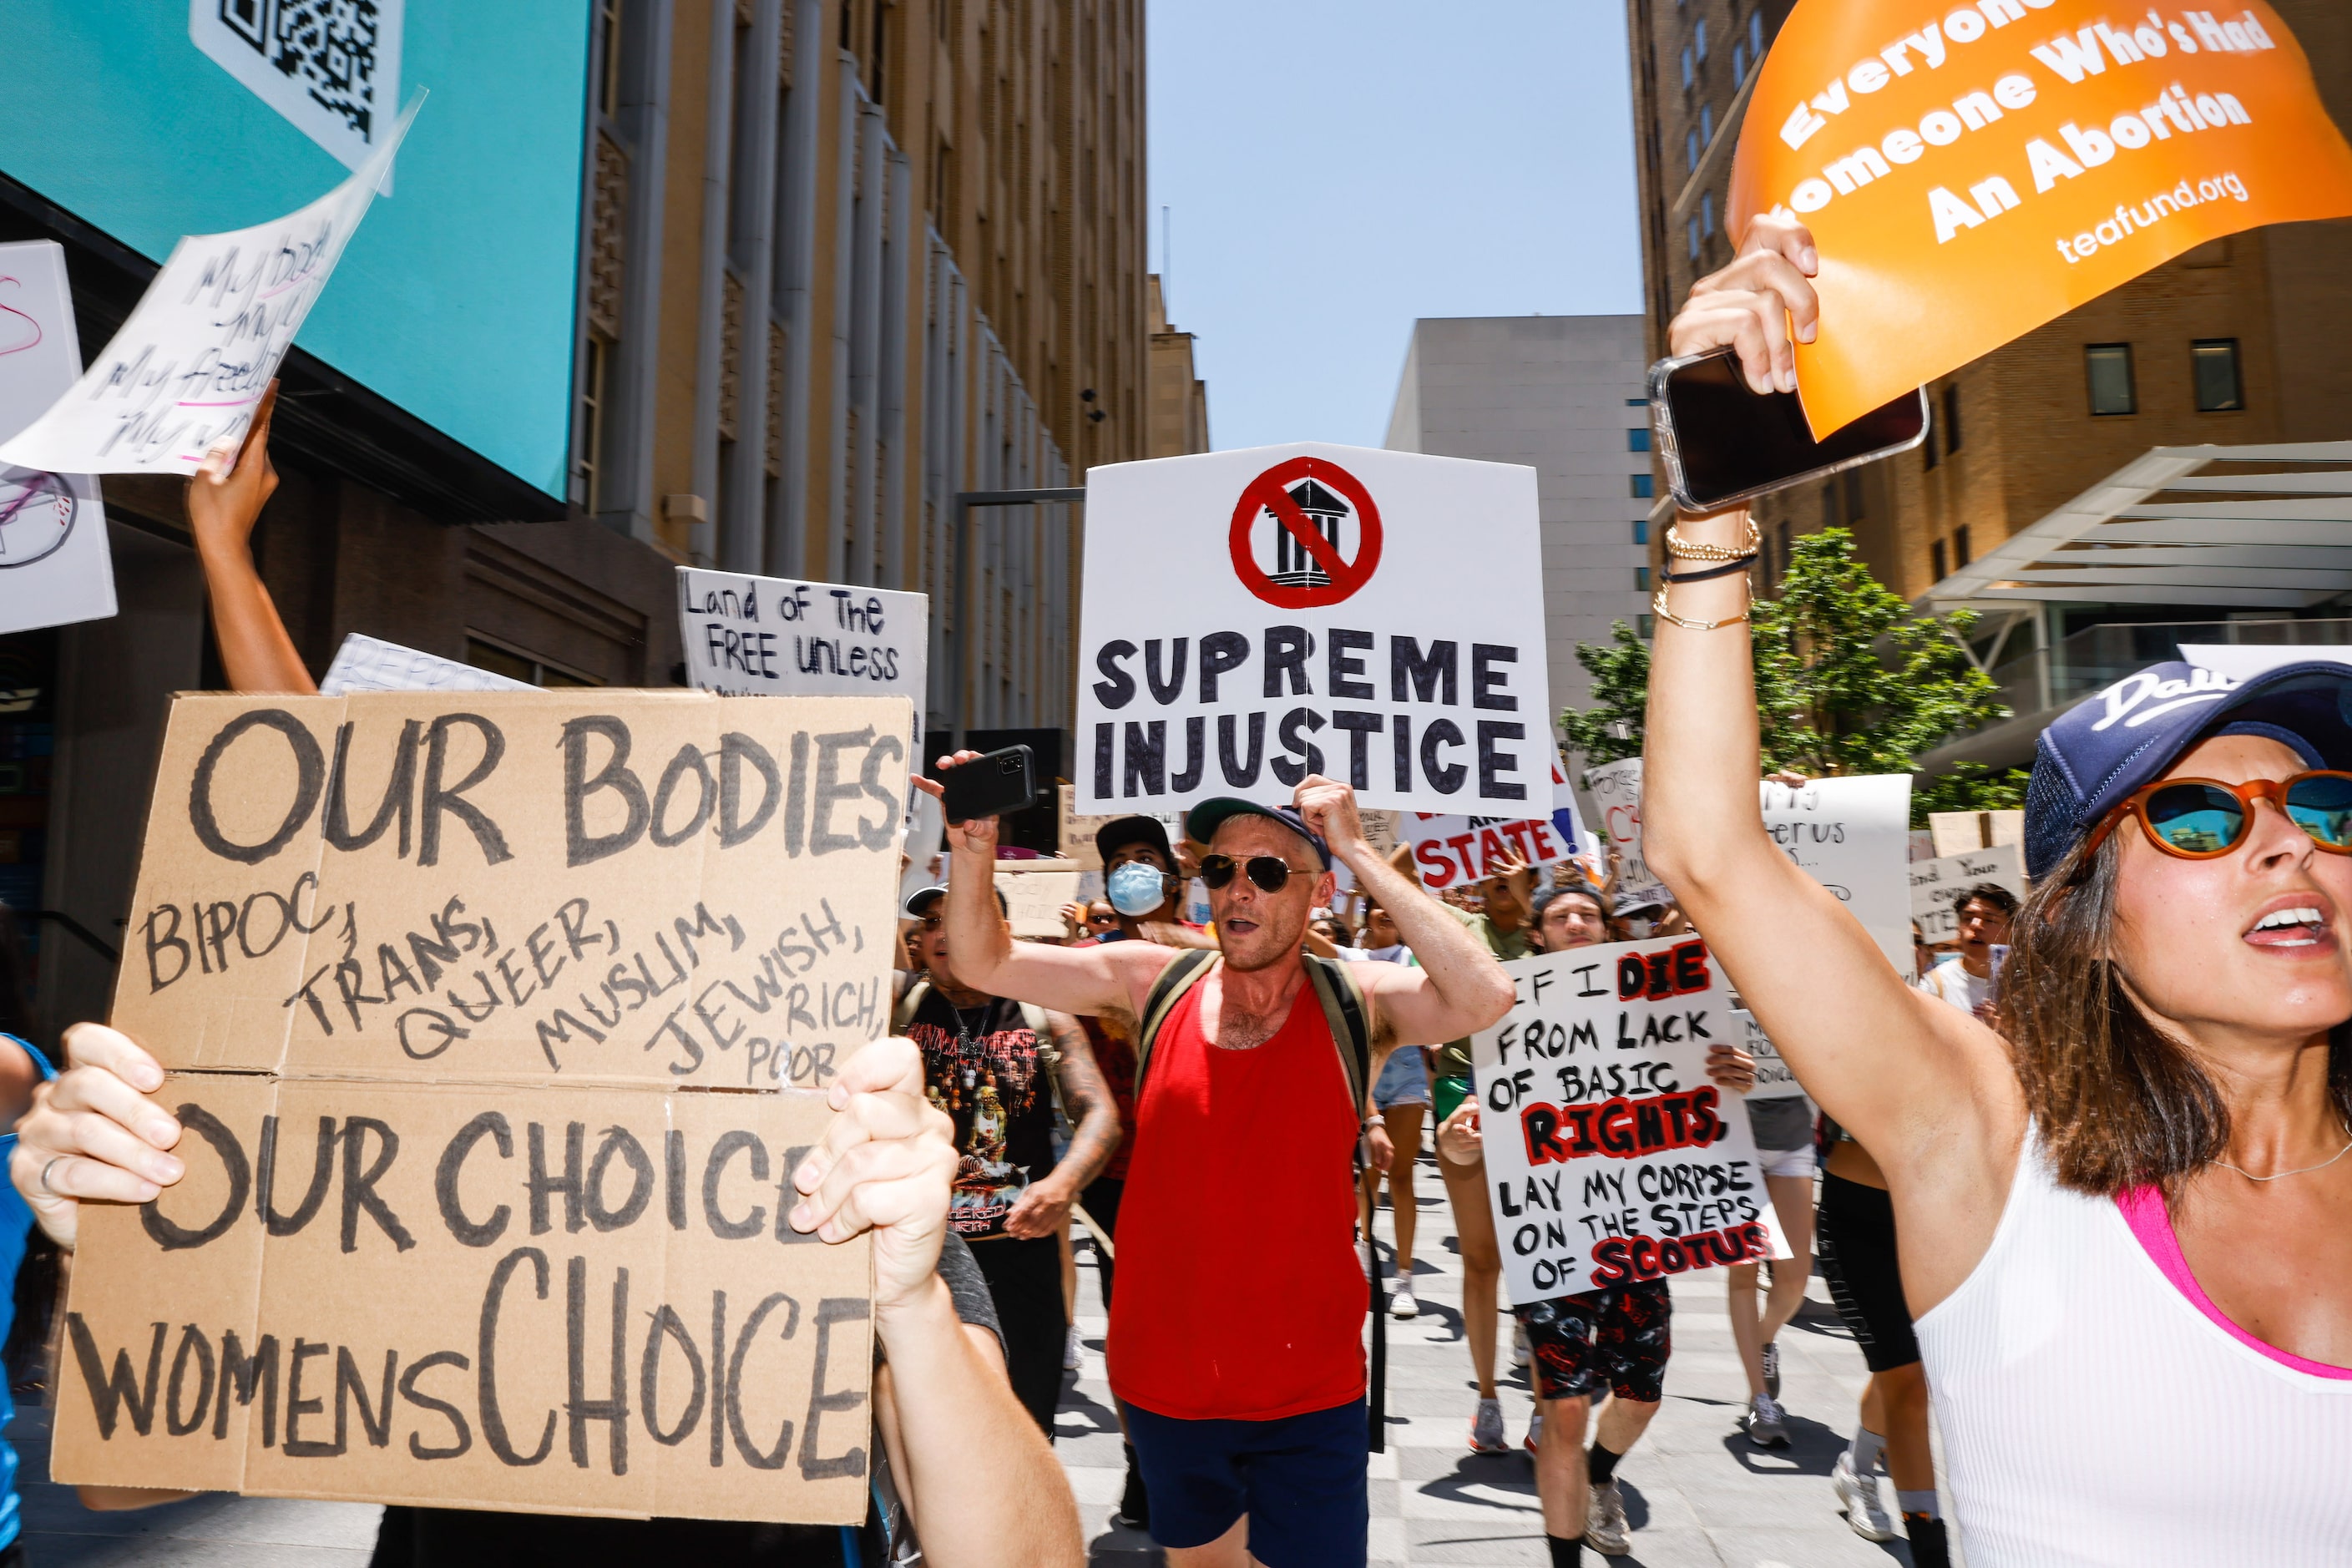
[1727,3,2352,436]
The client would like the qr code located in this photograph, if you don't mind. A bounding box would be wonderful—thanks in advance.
[215,0,383,137]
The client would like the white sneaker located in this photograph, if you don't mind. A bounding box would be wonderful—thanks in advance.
[1741,1393,1790,1449]
[1523,1408,1544,1454]
[1510,1320,1531,1368]
[1833,1453,1897,1541]
[1469,1397,1508,1454]
[1062,1322,1083,1372]
[1586,1478,1631,1555]
[1389,1278,1419,1319]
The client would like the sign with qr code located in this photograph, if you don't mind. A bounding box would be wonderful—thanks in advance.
[190,0,406,176]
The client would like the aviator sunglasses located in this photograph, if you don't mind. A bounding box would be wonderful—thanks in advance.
[2086,771,2352,860]
[1197,853,1318,893]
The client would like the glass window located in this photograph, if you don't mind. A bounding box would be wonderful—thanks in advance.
[1632,518,1649,545]
[1687,129,1701,170]
[1701,192,1715,240]
[1624,397,1650,407]
[1681,46,1693,88]
[1923,421,1939,471]
[1637,614,1657,640]
[1695,19,1707,58]
[1954,525,1973,568]
[1687,216,1702,261]
[2192,338,2243,412]
[1701,104,1714,144]
[1627,427,1651,452]
[466,638,603,687]
[1749,10,1765,56]
[2086,343,2137,415]
[1931,538,1948,579]
[1636,566,1651,591]
[1733,41,1748,78]
[1631,473,1655,499]
[1942,382,1963,451]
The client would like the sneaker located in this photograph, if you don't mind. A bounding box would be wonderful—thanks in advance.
[1523,1407,1544,1454]
[1062,1322,1083,1372]
[1469,1397,1508,1454]
[1510,1320,1532,1368]
[1741,1393,1790,1449]
[1833,1453,1897,1541]
[1390,1278,1419,1319]
[1761,1340,1782,1399]
[1586,1478,1631,1555]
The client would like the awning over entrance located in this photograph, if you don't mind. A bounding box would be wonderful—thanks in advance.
[1928,439,2352,611]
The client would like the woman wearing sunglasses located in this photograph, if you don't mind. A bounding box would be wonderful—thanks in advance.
[1643,212,2352,1567]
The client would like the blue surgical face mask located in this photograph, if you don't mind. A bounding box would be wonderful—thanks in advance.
[1106,861,1169,917]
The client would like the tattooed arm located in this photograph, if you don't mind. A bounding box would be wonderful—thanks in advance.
[1000,1011,1120,1239]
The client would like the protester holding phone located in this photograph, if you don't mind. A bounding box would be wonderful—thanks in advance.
[917,756,1513,1568]
[1642,210,2352,1567]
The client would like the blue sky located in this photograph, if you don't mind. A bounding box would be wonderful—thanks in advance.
[1146,1,1648,453]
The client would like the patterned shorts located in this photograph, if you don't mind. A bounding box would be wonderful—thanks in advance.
[1515,1278,1673,1404]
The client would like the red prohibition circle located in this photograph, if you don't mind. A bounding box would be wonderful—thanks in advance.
[1227,457,1384,609]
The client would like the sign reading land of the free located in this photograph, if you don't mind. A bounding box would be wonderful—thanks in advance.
[1076,442,1548,817]
[1471,938,1786,1302]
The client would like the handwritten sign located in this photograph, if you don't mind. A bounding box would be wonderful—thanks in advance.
[1759,774,1914,976]
[1727,2,2352,437]
[1407,761,1586,890]
[1909,843,2026,943]
[319,633,532,697]
[1732,1008,1806,1102]
[678,568,928,719]
[0,240,114,634]
[1076,443,1550,815]
[1584,758,1665,909]
[1055,786,1187,873]
[1471,940,1785,1302]
[995,859,1085,938]
[0,98,419,476]
[55,689,909,1520]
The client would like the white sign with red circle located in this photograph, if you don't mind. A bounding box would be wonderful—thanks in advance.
[1076,441,1547,815]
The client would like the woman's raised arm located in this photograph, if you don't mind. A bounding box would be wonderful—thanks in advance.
[1639,215,2016,1168]
[190,383,315,696]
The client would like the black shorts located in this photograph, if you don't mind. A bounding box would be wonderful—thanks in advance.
[970,1234,1067,1439]
[1816,1171,1919,1373]
[1514,1278,1672,1404]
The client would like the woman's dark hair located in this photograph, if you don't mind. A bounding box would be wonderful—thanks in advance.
[1956,883,2021,920]
[2006,831,2352,1196]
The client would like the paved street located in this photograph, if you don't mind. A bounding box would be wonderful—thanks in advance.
[8,1145,1941,1566]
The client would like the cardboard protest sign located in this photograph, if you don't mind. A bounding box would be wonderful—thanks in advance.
[60,1080,873,1520]
[1760,774,1914,975]
[0,241,114,634]
[0,99,420,475]
[319,634,533,697]
[1732,1009,1808,1102]
[1727,3,2352,436]
[1584,759,1667,909]
[1056,786,1189,873]
[1407,759,1586,891]
[1910,842,2027,943]
[117,690,910,1087]
[678,569,928,736]
[1471,940,1786,1302]
[1929,807,2023,857]
[1076,443,1549,817]
[59,688,910,1520]
[995,859,1085,938]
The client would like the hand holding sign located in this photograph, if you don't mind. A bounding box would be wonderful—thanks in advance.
[10,1023,180,1247]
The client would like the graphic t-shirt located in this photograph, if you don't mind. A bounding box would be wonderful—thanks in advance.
[903,986,1057,1239]
[1076,1012,1136,1183]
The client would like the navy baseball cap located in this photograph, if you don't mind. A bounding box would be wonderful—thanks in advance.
[1185,798,1333,868]
[2023,658,2352,879]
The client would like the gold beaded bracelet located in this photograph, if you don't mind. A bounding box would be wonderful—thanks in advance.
[1662,517,1762,563]
[1651,576,1753,632]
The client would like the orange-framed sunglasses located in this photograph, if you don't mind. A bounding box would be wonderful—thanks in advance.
[2086,771,2352,860]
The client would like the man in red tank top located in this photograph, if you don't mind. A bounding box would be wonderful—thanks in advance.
[918,763,1516,1568]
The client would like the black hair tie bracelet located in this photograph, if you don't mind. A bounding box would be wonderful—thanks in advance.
[1658,551,1758,584]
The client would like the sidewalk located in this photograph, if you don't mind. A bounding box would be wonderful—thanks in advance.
[1060,1148,1939,1567]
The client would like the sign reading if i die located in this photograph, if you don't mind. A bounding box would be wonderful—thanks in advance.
[1075,443,1549,816]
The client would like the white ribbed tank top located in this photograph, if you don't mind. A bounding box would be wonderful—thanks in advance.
[1916,1131,2352,1566]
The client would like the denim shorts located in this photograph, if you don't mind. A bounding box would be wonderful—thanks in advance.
[1369,1047,1429,1110]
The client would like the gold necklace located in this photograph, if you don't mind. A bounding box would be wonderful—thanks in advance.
[2214,1123,2352,1182]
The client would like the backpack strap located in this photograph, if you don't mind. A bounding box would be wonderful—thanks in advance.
[1302,953,1375,1166]
[1131,948,1219,1103]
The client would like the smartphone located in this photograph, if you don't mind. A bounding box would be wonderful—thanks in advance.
[940,744,1040,825]
[1649,346,1929,513]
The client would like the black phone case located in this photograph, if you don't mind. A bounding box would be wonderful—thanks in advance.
[1650,347,1928,513]
[941,745,1038,824]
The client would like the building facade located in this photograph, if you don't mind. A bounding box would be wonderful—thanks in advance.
[1384,316,1654,717]
[0,1,1161,1042]
[1624,0,2351,749]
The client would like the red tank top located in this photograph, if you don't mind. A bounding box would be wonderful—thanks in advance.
[1106,974,1366,1421]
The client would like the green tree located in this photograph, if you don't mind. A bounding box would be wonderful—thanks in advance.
[1560,529,2014,827]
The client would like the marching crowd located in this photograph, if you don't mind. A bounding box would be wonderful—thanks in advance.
[0,206,2339,1568]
